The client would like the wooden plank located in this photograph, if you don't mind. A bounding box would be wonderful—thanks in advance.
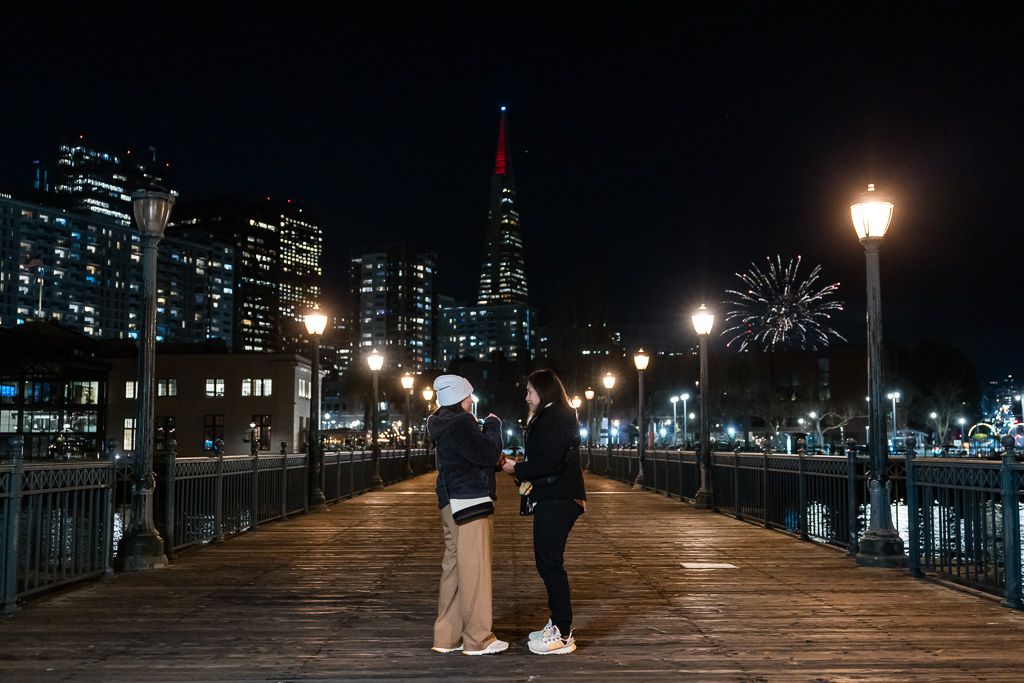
[1,472,1024,681]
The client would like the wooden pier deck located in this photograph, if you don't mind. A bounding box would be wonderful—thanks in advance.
[3,472,1024,682]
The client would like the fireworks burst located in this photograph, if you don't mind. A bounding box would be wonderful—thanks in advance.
[721,255,846,351]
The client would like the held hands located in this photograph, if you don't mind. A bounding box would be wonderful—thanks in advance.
[501,458,517,475]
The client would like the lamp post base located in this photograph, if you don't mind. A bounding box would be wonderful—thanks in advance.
[632,469,645,490]
[693,490,713,509]
[855,532,907,567]
[116,531,168,572]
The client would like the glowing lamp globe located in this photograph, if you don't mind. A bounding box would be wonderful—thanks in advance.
[850,184,894,240]
[303,305,328,336]
[692,304,714,336]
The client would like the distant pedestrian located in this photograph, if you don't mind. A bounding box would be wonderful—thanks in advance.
[502,369,586,655]
[428,374,508,656]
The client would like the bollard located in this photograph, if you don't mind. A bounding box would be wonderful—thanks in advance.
[1000,435,1022,609]
[906,437,922,578]
[2,436,25,615]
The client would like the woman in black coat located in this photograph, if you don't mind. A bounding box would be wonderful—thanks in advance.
[502,369,586,655]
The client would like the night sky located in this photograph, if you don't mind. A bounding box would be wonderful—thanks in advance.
[4,5,1022,380]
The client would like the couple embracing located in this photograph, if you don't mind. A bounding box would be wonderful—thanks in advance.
[428,369,586,656]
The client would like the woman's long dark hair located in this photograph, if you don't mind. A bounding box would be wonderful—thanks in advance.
[528,369,571,411]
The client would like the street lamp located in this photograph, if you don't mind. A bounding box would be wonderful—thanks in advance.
[572,396,582,410]
[681,393,690,446]
[692,304,714,509]
[367,349,384,489]
[422,387,435,467]
[471,394,479,418]
[118,188,175,571]
[602,372,615,475]
[851,183,905,567]
[959,417,967,449]
[670,396,679,446]
[401,373,415,476]
[887,391,901,451]
[1016,395,1023,425]
[584,388,595,471]
[304,305,328,510]
[633,349,649,489]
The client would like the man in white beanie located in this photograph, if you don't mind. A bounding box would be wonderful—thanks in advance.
[428,374,508,655]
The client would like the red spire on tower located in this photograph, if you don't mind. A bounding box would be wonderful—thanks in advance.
[494,108,507,175]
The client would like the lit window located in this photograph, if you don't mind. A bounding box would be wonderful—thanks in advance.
[205,378,225,397]
[125,381,138,399]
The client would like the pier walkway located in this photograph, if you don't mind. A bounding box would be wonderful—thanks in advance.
[2,473,1024,681]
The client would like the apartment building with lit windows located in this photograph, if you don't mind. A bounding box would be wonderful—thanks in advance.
[0,194,234,346]
[350,245,436,374]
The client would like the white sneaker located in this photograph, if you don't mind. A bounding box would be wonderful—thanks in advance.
[431,644,462,653]
[463,639,509,655]
[529,619,553,641]
[528,626,575,655]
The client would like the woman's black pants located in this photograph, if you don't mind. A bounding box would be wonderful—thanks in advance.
[532,499,583,635]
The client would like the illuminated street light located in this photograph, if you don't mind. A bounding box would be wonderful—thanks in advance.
[851,183,905,567]
[887,391,901,451]
[401,373,415,476]
[670,396,679,446]
[602,372,615,475]
[584,388,595,470]
[692,304,714,509]
[304,305,329,510]
[681,393,690,446]
[366,350,384,489]
[633,349,649,489]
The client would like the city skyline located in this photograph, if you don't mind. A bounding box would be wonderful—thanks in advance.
[2,5,1022,380]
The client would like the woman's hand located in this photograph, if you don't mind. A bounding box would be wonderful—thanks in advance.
[501,458,517,475]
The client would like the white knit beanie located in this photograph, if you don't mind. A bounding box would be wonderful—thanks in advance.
[434,374,473,407]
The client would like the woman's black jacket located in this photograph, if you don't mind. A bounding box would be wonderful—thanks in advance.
[513,402,586,504]
[428,408,503,509]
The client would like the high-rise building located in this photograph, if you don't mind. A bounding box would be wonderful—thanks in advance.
[171,199,322,354]
[0,193,233,345]
[350,245,436,374]
[439,108,536,365]
[33,138,172,226]
[477,108,528,306]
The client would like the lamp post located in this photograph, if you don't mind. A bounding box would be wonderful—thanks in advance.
[471,394,479,418]
[1016,395,1023,425]
[692,304,714,509]
[304,305,328,510]
[401,373,415,476]
[887,391,901,451]
[851,183,906,567]
[602,372,615,475]
[670,396,679,446]
[117,189,175,571]
[584,388,595,471]
[423,387,435,468]
[633,349,649,489]
[681,393,690,446]
[959,417,967,451]
[367,350,384,489]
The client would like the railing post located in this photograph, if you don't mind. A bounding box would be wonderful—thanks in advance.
[102,442,116,579]
[762,445,771,529]
[2,436,25,615]
[250,450,259,531]
[798,450,809,541]
[279,454,288,519]
[336,446,342,502]
[733,446,742,520]
[164,440,176,560]
[213,449,224,543]
[1000,436,1022,609]
[303,450,310,514]
[847,446,859,555]
[906,438,922,578]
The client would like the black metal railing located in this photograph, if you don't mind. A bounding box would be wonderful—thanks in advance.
[1,438,115,615]
[3,440,433,612]
[596,445,1024,608]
